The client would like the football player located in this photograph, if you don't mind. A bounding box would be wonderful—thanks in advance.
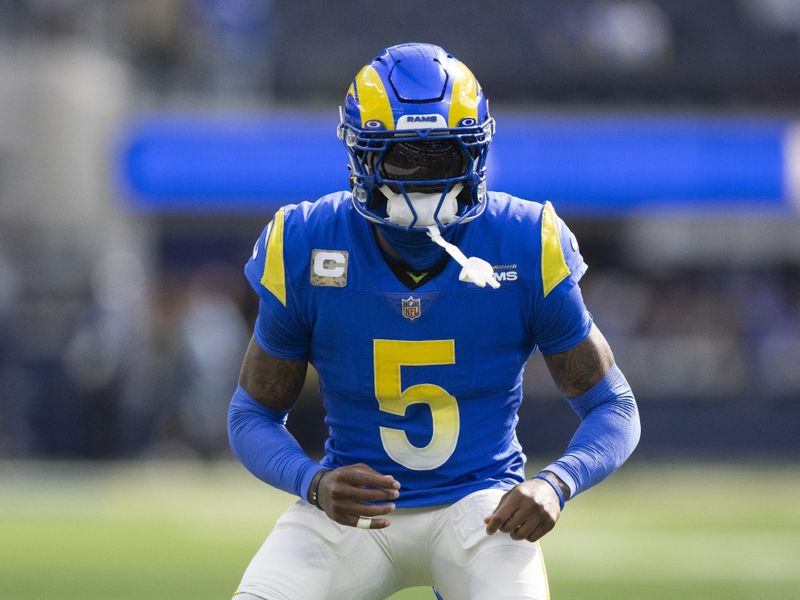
[228,43,640,600]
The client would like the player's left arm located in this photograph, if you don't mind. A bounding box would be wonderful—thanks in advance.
[485,324,639,542]
[542,324,614,398]
[486,203,640,542]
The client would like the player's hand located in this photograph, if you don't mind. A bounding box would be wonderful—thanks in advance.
[317,463,400,529]
[484,479,561,542]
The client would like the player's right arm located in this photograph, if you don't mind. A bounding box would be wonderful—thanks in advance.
[233,336,400,529]
[230,210,397,528]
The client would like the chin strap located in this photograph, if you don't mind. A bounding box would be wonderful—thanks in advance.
[426,226,500,289]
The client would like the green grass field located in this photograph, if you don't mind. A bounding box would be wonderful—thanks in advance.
[1,461,798,600]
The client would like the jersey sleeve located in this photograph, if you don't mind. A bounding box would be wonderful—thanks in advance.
[531,201,593,355]
[243,208,310,360]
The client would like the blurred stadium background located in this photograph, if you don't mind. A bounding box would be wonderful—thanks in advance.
[1,1,799,599]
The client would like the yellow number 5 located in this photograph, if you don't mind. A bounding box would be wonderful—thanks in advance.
[373,339,459,471]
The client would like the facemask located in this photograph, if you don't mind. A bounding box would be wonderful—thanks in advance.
[381,184,463,229]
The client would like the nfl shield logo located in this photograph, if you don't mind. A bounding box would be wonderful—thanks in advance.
[401,296,421,320]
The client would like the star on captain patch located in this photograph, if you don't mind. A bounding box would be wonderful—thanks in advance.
[401,296,421,320]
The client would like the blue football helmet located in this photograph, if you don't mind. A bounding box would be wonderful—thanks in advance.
[337,43,495,231]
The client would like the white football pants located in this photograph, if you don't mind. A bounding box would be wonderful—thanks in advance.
[233,488,550,600]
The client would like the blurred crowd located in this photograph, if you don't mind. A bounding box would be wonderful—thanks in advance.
[581,263,800,402]
[0,0,799,459]
[4,0,800,104]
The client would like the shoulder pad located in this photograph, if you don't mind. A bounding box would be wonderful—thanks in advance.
[245,206,289,306]
[260,207,287,306]
[539,201,587,297]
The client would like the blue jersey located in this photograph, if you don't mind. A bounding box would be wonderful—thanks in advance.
[243,191,592,507]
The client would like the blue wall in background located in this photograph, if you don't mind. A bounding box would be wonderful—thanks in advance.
[119,112,791,214]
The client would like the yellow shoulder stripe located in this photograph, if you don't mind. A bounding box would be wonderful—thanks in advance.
[261,207,287,306]
[448,60,479,128]
[354,65,394,130]
[541,201,571,297]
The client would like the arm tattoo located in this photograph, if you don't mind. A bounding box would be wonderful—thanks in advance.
[238,336,308,412]
[543,325,615,398]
